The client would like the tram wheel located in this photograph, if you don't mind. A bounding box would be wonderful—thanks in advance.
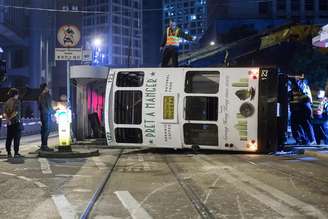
[192,145,200,153]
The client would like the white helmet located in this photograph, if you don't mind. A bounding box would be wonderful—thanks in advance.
[317,90,325,99]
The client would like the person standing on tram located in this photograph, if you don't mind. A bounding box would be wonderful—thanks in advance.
[160,20,193,67]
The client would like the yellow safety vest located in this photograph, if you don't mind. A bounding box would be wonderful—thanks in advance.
[166,27,180,46]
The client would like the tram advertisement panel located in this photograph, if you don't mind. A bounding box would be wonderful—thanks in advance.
[218,68,259,151]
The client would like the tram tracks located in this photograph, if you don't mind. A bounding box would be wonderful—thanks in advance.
[163,155,216,219]
[80,149,124,219]
[194,154,328,218]
[235,154,328,193]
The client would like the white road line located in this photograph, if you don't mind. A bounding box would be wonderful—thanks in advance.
[203,176,220,204]
[34,181,47,188]
[143,162,151,171]
[55,174,90,178]
[137,155,144,162]
[38,158,53,174]
[114,191,152,219]
[92,156,107,169]
[52,194,76,219]
[73,188,92,193]
[197,155,328,218]
[247,161,257,166]
[17,176,33,181]
[0,171,16,176]
[1,172,47,188]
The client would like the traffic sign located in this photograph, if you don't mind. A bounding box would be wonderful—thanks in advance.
[55,48,82,61]
[82,50,92,62]
[57,25,81,48]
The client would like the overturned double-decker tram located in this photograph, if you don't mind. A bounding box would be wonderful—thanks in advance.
[104,68,284,153]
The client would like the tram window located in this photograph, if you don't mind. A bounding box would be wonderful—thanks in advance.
[114,91,142,124]
[115,128,143,143]
[185,97,218,121]
[183,124,218,146]
[116,71,144,87]
[185,71,220,94]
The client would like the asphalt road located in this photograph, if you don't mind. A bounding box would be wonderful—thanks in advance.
[0,136,328,219]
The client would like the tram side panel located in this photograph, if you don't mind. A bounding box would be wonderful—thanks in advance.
[257,68,279,153]
[142,68,185,148]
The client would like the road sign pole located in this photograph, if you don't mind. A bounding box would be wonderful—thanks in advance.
[67,60,70,107]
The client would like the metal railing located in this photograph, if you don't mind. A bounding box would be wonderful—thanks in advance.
[0,117,57,139]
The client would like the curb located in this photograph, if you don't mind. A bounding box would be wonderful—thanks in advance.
[304,150,328,160]
[38,149,99,158]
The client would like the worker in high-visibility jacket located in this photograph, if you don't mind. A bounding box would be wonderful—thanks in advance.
[311,90,328,144]
[160,20,193,67]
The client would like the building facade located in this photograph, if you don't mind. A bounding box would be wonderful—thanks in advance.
[208,0,328,34]
[83,0,143,67]
[162,0,208,53]
[142,0,162,67]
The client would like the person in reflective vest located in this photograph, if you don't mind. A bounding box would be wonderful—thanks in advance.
[311,90,328,144]
[289,78,316,145]
[160,20,193,67]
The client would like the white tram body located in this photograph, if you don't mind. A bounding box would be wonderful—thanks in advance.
[105,68,279,153]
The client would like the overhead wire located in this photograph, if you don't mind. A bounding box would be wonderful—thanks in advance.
[0,0,281,15]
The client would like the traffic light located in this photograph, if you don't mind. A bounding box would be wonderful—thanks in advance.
[0,60,6,82]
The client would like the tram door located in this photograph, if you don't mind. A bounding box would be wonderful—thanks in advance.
[182,70,220,149]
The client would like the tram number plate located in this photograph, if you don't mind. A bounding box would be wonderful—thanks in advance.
[163,96,175,120]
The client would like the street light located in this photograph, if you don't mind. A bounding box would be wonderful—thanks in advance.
[210,41,215,46]
[91,37,104,65]
[92,38,102,48]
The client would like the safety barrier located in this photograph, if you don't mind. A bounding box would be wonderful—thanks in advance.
[0,118,57,139]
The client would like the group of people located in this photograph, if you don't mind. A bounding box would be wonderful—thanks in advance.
[289,77,328,145]
[2,83,54,158]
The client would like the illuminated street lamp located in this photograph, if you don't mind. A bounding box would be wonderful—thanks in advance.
[92,38,102,47]
[92,37,105,65]
[210,41,215,46]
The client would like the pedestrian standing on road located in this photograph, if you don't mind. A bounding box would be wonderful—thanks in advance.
[289,77,316,145]
[160,20,193,67]
[38,83,54,151]
[4,88,22,158]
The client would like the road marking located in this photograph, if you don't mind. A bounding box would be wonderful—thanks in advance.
[38,158,53,174]
[34,181,47,188]
[143,162,151,171]
[114,191,152,219]
[0,171,16,176]
[137,155,144,162]
[94,216,121,219]
[236,195,246,219]
[247,161,257,166]
[52,194,76,219]
[203,176,220,204]
[17,175,33,181]
[55,174,90,178]
[197,155,328,219]
[1,171,47,188]
[92,156,107,169]
[73,188,92,193]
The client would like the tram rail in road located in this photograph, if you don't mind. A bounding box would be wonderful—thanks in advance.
[164,155,216,219]
[80,149,124,219]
